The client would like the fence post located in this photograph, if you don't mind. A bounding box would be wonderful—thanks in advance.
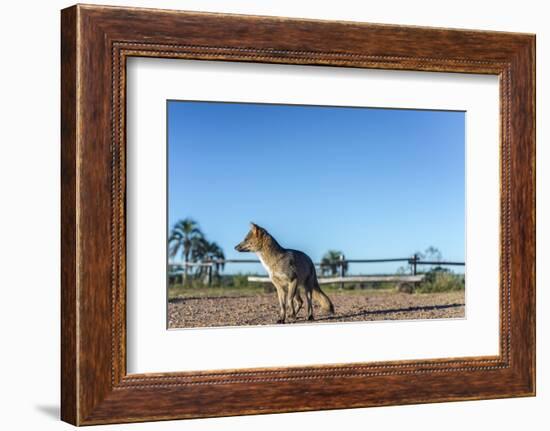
[207,263,213,286]
[412,254,418,275]
[339,254,346,290]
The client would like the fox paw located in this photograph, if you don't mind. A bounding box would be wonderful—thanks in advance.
[276,319,285,324]
[307,316,314,321]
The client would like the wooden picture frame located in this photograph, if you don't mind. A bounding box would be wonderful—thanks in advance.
[61,4,535,425]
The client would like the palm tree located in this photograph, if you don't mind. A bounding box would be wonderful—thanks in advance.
[205,241,225,276]
[320,250,347,276]
[192,238,226,282]
[190,236,209,279]
[168,218,203,285]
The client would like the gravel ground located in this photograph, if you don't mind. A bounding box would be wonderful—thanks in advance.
[168,290,465,329]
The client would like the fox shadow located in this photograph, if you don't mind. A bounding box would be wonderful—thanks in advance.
[311,302,465,322]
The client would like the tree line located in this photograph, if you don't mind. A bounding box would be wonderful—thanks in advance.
[168,218,225,284]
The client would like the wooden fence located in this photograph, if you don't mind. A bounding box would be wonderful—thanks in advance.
[169,254,464,288]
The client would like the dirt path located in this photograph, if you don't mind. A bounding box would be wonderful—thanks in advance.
[168,290,465,329]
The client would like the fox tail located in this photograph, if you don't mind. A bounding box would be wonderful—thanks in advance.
[312,280,335,314]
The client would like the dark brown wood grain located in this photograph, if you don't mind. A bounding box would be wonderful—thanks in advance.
[60,5,78,425]
[61,4,535,425]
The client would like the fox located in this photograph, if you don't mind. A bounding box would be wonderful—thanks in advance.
[235,222,335,323]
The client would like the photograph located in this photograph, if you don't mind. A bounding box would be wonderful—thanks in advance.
[49,2,537,426]
[167,100,466,329]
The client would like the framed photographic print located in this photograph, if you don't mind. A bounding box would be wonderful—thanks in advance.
[61,4,535,425]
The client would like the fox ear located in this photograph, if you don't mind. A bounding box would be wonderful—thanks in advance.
[249,222,258,232]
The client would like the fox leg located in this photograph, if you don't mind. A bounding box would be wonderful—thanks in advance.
[305,287,314,321]
[294,290,304,317]
[286,279,298,320]
[273,283,287,324]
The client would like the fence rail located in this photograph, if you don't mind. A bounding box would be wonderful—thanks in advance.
[169,257,464,268]
[248,274,426,285]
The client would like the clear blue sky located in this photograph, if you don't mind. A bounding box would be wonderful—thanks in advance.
[168,100,465,274]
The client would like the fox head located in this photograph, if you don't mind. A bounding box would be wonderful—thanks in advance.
[234,222,268,252]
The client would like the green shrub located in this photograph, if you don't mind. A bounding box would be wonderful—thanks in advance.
[416,270,464,293]
[231,273,251,289]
